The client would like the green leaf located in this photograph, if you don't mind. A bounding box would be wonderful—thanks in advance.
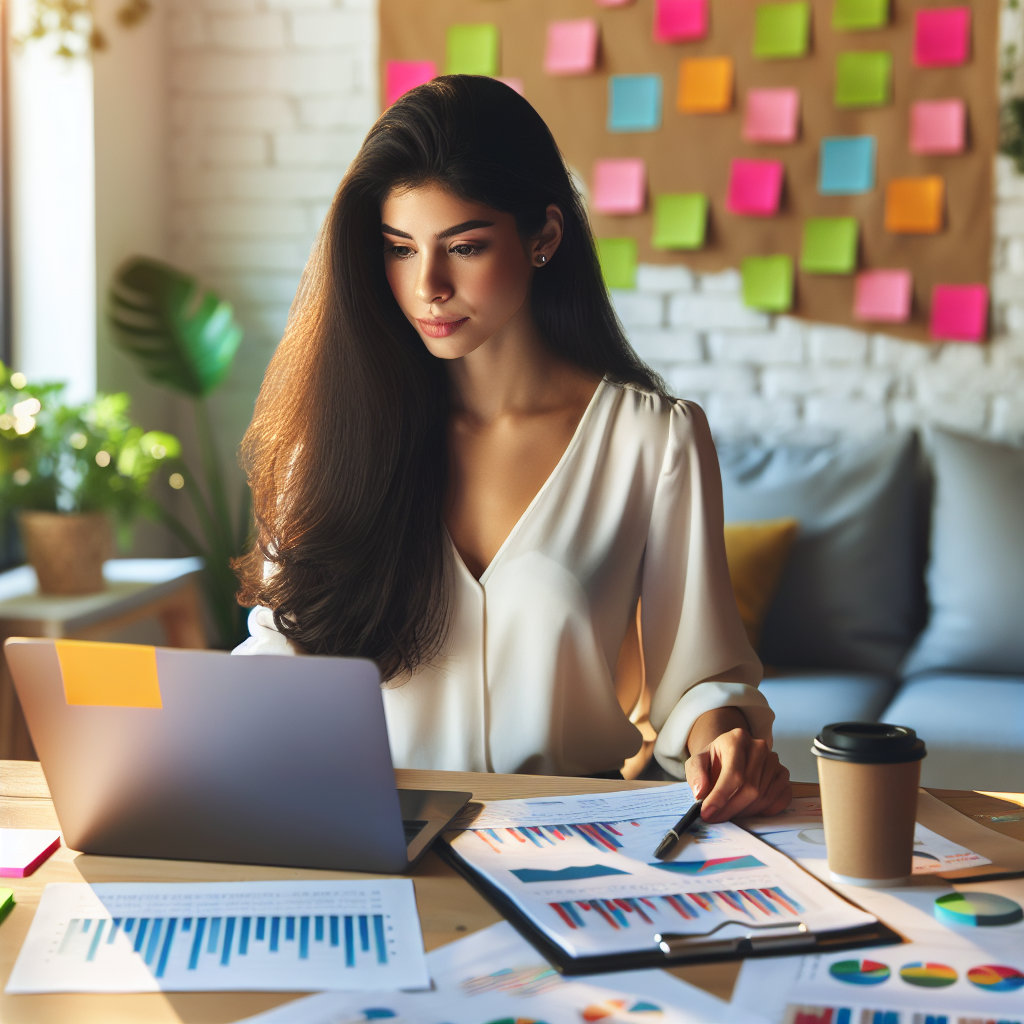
[108,257,243,398]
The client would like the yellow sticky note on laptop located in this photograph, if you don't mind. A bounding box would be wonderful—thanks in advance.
[55,640,162,708]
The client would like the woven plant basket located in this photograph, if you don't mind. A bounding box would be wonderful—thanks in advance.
[18,511,112,595]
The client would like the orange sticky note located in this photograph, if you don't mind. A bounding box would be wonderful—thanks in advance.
[56,640,162,708]
[677,57,734,114]
[884,176,944,234]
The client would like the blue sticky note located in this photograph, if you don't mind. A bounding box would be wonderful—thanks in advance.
[608,74,663,133]
[818,136,876,195]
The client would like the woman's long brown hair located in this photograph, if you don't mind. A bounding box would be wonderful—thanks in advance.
[235,75,664,679]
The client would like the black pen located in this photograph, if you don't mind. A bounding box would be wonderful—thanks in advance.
[653,800,703,859]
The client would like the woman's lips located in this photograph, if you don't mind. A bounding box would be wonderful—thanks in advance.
[417,317,469,338]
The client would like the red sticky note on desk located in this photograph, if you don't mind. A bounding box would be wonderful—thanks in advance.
[545,19,598,75]
[654,0,707,43]
[0,829,61,878]
[930,284,988,342]
[914,7,970,68]
[386,61,436,107]
[593,158,646,214]
[726,158,784,216]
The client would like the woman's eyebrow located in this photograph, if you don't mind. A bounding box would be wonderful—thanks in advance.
[437,219,494,239]
[380,219,495,240]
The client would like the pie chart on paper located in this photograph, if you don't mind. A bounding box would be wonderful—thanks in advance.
[933,891,1024,927]
[899,961,958,988]
[828,959,891,985]
[967,965,1024,992]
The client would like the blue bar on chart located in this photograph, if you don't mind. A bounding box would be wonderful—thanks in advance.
[55,911,391,976]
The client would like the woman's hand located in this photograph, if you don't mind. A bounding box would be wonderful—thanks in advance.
[684,708,792,823]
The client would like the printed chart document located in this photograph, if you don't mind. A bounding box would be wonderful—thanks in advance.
[237,920,768,1024]
[6,880,430,993]
[732,864,1024,1022]
[445,784,877,961]
[742,796,992,875]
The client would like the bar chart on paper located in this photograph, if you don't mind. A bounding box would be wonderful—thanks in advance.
[783,1006,1022,1024]
[6,881,431,993]
[549,885,805,932]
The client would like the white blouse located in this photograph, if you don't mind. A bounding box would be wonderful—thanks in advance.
[234,381,774,778]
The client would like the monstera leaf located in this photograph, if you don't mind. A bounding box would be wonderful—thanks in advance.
[108,256,251,648]
[109,257,243,398]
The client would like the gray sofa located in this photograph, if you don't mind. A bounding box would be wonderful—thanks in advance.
[718,428,1024,792]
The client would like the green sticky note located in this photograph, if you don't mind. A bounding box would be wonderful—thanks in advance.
[835,51,892,107]
[800,217,859,274]
[598,238,638,289]
[446,24,499,76]
[754,3,811,59]
[653,194,707,250]
[0,889,14,926]
[833,0,889,31]
[742,255,793,311]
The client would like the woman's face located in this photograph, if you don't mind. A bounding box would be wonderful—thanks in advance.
[381,183,561,360]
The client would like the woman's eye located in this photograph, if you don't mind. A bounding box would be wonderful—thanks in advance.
[450,243,483,257]
[386,245,415,258]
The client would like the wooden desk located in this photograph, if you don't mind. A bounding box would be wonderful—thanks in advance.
[0,762,1020,1024]
[0,559,206,760]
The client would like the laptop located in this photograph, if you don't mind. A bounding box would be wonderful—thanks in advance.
[4,638,471,873]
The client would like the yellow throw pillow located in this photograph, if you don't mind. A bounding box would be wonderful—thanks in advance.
[724,518,799,652]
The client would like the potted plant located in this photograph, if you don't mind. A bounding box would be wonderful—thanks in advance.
[109,256,250,649]
[0,363,182,595]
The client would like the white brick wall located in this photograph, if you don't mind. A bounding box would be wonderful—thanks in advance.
[166,0,1024,448]
[167,0,376,453]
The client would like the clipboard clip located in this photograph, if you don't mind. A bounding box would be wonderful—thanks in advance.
[655,920,813,958]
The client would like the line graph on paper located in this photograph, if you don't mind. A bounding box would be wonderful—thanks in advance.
[549,885,805,932]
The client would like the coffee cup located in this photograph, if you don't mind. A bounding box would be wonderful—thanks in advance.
[812,722,926,887]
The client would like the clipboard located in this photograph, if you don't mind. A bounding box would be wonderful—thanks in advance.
[435,838,903,975]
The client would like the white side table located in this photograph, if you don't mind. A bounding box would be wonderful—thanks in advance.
[0,558,206,759]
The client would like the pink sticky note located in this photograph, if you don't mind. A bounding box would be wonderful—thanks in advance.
[593,158,647,214]
[545,19,599,75]
[914,7,970,68]
[930,284,988,341]
[854,269,912,323]
[743,88,800,144]
[386,61,436,107]
[726,159,784,216]
[654,0,707,43]
[910,99,965,155]
[497,77,525,96]
[0,828,61,878]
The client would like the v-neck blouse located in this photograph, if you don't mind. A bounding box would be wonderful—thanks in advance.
[234,382,774,778]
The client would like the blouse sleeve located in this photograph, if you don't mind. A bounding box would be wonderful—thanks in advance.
[232,606,304,656]
[642,400,774,779]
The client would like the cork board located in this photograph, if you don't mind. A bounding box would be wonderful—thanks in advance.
[379,0,998,342]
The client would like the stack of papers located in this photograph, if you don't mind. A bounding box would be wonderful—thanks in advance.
[742,796,993,875]
[447,784,876,960]
[238,920,765,1024]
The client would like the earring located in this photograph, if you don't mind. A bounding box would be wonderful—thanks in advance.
[537,254,547,265]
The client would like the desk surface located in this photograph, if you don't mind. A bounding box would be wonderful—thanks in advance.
[0,761,1021,1024]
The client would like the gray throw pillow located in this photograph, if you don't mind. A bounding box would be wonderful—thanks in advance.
[718,432,923,675]
[902,429,1024,677]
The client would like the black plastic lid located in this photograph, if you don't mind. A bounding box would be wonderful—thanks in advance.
[812,722,926,764]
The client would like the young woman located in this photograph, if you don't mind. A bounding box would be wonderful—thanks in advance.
[234,75,791,823]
